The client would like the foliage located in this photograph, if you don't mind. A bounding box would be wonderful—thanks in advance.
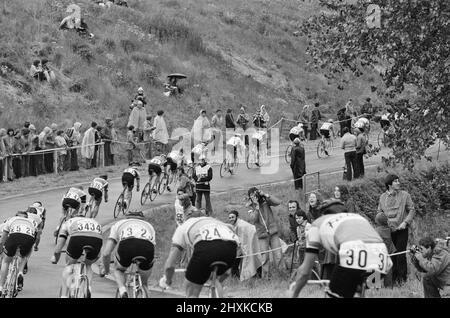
[300,0,450,170]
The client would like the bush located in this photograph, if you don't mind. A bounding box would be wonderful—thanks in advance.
[120,38,141,54]
[103,38,116,51]
[138,66,161,87]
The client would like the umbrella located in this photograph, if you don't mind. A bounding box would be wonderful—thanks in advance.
[167,73,187,79]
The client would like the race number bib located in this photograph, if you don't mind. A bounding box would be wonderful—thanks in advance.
[10,224,35,236]
[339,240,391,274]
[75,220,102,234]
[65,192,80,201]
[199,224,237,242]
[150,158,162,165]
[91,181,103,191]
[119,224,154,243]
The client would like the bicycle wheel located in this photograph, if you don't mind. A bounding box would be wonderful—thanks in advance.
[75,276,90,298]
[158,173,168,195]
[377,131,384,148]
[219,160,227,178]
[140,183,150,205]
[5,260,18,298]
[135,286,148,298]
[114,193,124,219]
[317,141,326,159]
[186,166,194,178]
[285,144,292,164]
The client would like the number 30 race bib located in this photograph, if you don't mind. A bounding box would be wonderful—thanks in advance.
[339,240,392,274]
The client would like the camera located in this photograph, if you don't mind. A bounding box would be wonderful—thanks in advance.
[409,245,421,254]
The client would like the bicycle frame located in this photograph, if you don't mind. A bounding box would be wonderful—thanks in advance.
[66,248,90,298]
[3,250,20,298]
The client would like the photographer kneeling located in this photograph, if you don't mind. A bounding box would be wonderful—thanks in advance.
[410,236,450,298]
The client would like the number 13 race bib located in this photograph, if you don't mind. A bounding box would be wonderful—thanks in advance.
[339,240,392,274]
[120,225,155,244]
[199,224,237,242]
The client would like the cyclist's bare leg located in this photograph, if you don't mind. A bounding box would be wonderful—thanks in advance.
[124,186,132,209]
[138,268,152,294]
[90,199,101,218]
[113,261,128,295]
[55,207,68,234]
[185,280,203,298]
[61,256,78,297]
[0,256,13,291]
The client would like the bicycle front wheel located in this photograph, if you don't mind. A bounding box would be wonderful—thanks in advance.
[219,160,227,178]
[135,286,148,298]
[158,174,168,195]
[317,141,326,159]
[285,144,292,164]
[140,183,150,205]
[149,181,158,201]
[114,193,124,219]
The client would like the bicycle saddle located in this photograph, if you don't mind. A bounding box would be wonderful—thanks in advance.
[132,256,147,264]
[209,261,227,271]
[82,245,94,253]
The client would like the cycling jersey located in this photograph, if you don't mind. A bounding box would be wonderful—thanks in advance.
[171,217,239,251]
[320,122,333,131]
[26,212,43,229]
[109,219,156,245]
[226,136,244,147]
[167,151,185,165]
[289,125,303,135]
[3,216,37,238]
[59,217,102,240]
[63,187,87,203]
[123,167,140,179]
[192,144,207,155]
[149,155,166,166]
[354,117,370,129]
[3,216,37,257]
[89,177,108,194]
[306,213,391,274]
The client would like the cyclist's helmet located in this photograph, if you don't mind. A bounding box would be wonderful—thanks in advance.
[129,161,140,167]
[77,185,84,191]
[328,119,334,123]
[125,210,145,219]
[160,154,167,158]
[99,174,108,180]
[31,201,43,207]
[16,211,28,218]
[27,207,38,214]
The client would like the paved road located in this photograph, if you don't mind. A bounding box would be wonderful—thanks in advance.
[0,140,391,298]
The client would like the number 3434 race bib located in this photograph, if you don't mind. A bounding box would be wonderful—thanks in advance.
[339,240,392,274]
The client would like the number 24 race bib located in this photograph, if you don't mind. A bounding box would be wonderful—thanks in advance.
[199,224,237,242]
[339,240,392,274]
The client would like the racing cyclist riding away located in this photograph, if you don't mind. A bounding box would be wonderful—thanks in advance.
[54,186,87,237]
[121,162,141,211]
[319,119,335,155]
[147,154,168,193]
[226,132,245,169]
[26,201,46,251]
[289,123,305,142]
[86,175,108,219]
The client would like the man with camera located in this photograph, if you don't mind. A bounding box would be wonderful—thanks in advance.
[410,236,450,298]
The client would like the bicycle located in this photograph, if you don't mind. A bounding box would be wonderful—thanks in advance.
[114,187,129,219]
[115,256,148,298]
[84,195,96,218]
[220,151,239,178]
[1,249,21,298]
[58,246,92,298]
[204,261,227,298]
[158,172,170,195]
[140,176,159,205]
[285,144,293,164]
[55,206,76,244]
[316,133,333,159]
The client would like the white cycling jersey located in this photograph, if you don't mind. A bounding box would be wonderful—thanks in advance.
[63,187,87,203]
[320,122,333,130]
[123,167,140,178]
[3,216,37,238]
[89,177,108,193]
[227,136,244,147]
[109,219,156,245]
[290,125,303,135]
[354,117,370,129]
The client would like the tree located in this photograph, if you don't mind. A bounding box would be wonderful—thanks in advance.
[299,0,450,169]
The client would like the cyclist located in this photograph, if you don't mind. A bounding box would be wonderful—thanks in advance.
[86,175,109,218]
[0,211,38,296]
[225,132,245,171]
[250,128,267,166]
[147,154,167,193]
[289,123,305,142]
[319,119,335,141]
[290,199,392,298]
[54,186,87,237]
[101,210,156,298]
[191,141,209,164]
[26,202,46,251]
[121,162,141,211]
[380,108,391,131]
[159,195,240,297]
[354,116,370,136]
[51,209,103,298]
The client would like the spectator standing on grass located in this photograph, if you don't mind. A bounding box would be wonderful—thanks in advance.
[0,128,6,182]
[337,105,347,137]
[54,130,67,173]
[210,109,223,156]
[344,99,357,131]
[128,100,147,142]
[377,174,416,286]
[126,125,137,165]
[333,184,356,213]
[192,155,213,216]
[81,121,97,169]
[28,125,39,176]
[225,108,236,131]
[12,130,23,179]
[101,118,113,166]
[374,212,396,288]
[92,125,102,168]
[192,109,211,145]
[143,115,155,159]
[153,110,169,155]
[109,120,119,165]
[290,138,306,190]
[65,122,82,171]
[19,128,32,177]
[44,123,58,174]
[340,127,358,181]
[247,187,282,280]
[355,127,367,178]
[410,236,450,298]
[3,128,15,180]
[309,103,321,140]
[298,104,310,140]
[37,127,51,175]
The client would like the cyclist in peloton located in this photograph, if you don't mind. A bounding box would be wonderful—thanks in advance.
[191,141,209,164]
[100,210,156,298]
[86,175,108,219]
[0,211,38,296]
[51,209,103,298]
[26,201,46,251]
[289,123,305,142]
[354,116,370,136]
[319,119,335,155]
[121,162,141,211]
[147,154,168,193]
[159,194,240,297]
[54,186,87,237]
[225,132,245,170]
[290,199,392,298]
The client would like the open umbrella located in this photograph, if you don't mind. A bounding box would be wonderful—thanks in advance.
[167,73,187,79]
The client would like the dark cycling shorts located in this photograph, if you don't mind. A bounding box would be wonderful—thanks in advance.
[328,265,367,298]
[116,238,154,271]
[88,187,102,202]
[66,235,102,261]
[289,133,299,142]
[148,163,162,176]
[164,157,178,172]
[320,129,330,139]
[4,233,35,257]
[185,240,237,285]
[62,198,80,210]
[122,172,135,190]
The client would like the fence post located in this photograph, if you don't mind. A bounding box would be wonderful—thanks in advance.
[53,150,58,175]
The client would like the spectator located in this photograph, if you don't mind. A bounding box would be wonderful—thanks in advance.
[410,236,450,298]
[28,125,39,177]
[309,103,321,140]
[378,174,416,286]
[298,104,310,140]
[174,188,186,227]
[0,128,6,182]
[236,106,250,146]
[294,209,311,265]
[360,97,374,120]
[290,138,306,190]
[336,105,347,137]
[225,108,236,131]
[287,200,306,243]
[55,130,67,173]
[102,118,114,166]
[65,122,82,171]
[134,87,147,106]
[344,99,357,131]
[12,130,23,179]
[333,184,356,213]
[3,128,15,180]
[246,187,282,279]
[210,109,223,155]
[128,100,147,142]
[355,127,367,178]
[30,60,45,81]
[374,212,396,288]
[192,109,211,145]
[44,123,58,173]
[23,121,30,129]
[228,210,262,281]
[306,191,323,222]
[126,125,137,165]
[143,115,155,159]
[260,105,270,128]
[37,127,52,175]
[19,128,32,177]
[81,121,97,169]
[192,155,213,215]
[41,59,56,82]
[91,126,102,168]
[340,127,357,181]
[152,110,169,155]
[109,120,119,165]
[177,166,195,206]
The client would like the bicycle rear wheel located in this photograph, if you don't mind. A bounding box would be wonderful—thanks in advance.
[140,183,150,205]
[158,173,168,195]
[219,160,227,178]
[317,141,326,159]
[5,260,18,298]
[75,276,90,298]
[149,181,158,201]
[135,286,148,298]
[114,193,124,219]
[285,144,292,164]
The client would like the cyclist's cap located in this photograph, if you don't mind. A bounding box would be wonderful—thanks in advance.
[32,201,43,207]
[27,207,38,214]
[125,210,145,219]
[16,211,28,218]
[319,199,347,215]
[248,187,258,196]
[100,174,108,180]
[293,138,301,144]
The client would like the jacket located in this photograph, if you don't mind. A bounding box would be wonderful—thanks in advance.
[193,163,212,191]
[152,115,169,144]
[415,246,450,289]
[377,190,415,231]
[340,132,357,152]
[248,195,281,239]
[356,133,367,154]
[225,113,236,129]
[310,108,321,124]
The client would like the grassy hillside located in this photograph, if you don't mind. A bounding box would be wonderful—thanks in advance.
[0,0,381,133]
